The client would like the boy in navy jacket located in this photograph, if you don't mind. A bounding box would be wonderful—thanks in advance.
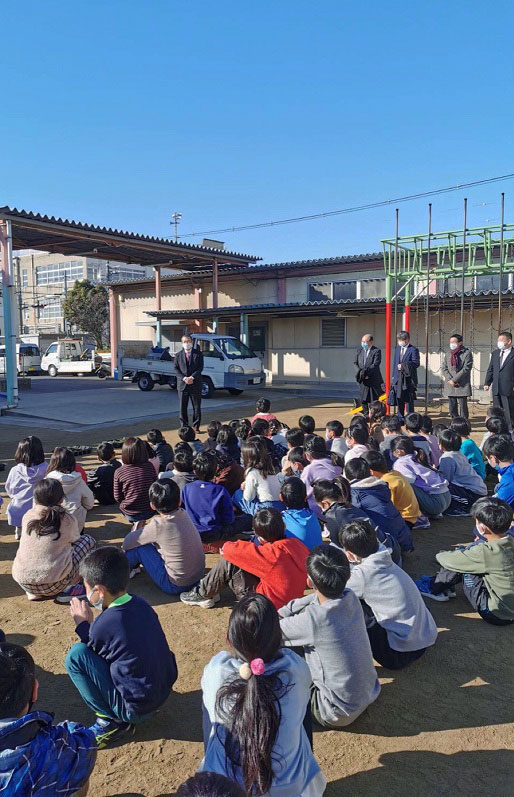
[182,451,234,541]
[87,442,121,505]
[66,547,177,749]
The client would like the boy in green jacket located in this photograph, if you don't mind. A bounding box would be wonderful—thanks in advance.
[416,497,514,626]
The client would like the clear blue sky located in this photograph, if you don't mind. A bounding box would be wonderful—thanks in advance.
[1,0,513,263]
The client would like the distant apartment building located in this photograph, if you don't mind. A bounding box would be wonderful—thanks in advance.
[13,252,162,335]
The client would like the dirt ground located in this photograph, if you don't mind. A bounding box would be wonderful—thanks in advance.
[1,397,513,796]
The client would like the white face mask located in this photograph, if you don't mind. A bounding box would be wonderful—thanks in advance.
[498,341,506,351]
[87,587,103,610]
[182,342,193,352]
[449,342,459,351]
[398,341,407,348]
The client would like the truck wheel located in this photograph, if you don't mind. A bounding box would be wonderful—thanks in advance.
[168,377,177,390]
[228,388,243,395]
[201,377,214,398]
[138,373,155,391]
[48,365,58,377]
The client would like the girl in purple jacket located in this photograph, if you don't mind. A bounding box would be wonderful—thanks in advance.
[5,436,48,540]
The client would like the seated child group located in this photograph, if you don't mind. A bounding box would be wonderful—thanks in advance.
[1,396,513,795]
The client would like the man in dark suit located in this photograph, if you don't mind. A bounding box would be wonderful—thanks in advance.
[392,330,420,419]
[354,334,383,414]
[174,333,204,432]
[484,330,514,431]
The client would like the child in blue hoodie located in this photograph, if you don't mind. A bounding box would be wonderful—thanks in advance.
[344,457,414,553]
[484,435,514,507]
[280,477,322,550]
[0,641,96,794]
[182,451,235,541]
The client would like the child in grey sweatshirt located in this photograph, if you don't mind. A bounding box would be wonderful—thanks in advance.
[279,545,380,727]
[341,519,438,669]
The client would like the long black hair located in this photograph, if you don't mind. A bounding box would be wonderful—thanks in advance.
[312,475,352,507]
[304,434,344,468]
[14,436,45,467]
[215,594,288,795]
[241,439,274,478]
[26,479,65,540]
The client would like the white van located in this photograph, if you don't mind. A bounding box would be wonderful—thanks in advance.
[0,343,42,375]
[118,333,265,397]
[41,339,106,377]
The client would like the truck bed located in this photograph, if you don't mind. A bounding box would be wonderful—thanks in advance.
[119,356,176,375]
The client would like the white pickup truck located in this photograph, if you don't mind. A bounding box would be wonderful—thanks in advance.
[41,339,108,378]
[118,333,265,398]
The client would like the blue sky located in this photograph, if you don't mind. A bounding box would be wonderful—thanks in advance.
[1,0,513,263]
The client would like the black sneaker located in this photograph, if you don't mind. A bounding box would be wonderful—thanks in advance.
[180,587,219,609]
[88,717,135,749]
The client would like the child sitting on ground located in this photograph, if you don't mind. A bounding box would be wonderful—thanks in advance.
[214,449,245,496]
[483,435,514,506]
[5,436,48,540]
[480,407,508,451]
[250,397,277,425]
[344,457,414,553]
[298,414,316,435]
[122,479,205,595]
[235,419,251,446]
[301,435,343,517]
[199,594,325,795]
[344,424,370,464]
[269,418,288,446]
[449,417,486,479]
[281,426,305,468]
[325,420,348,458]
[182,452,234,541]
[416,497,514,625]
[232,439,283,516]
[281,446,309,480]
[280,476,322,550]
[342,519,438,669]
[403,412,432,463]
[438,429,487,515]
[87,442,121,505]
[113,437,156,523]
[392,436,451,517]
[279,545,380,728]
[180,507,309,610]
[47,447,95,532]
[216,425,241,462]
[313,477,401,563]
[12,478,96,603]
[158,446,196,492]
[368,400,386,444]
[146,429,174,473]
[419,415,441,467]
[363,449,428,530]
[178,425,203,455]
[66,546,178,748]
[0,642,97,794]
[177,773,245,797]
[203,420,222,452]
[379,415,403,467]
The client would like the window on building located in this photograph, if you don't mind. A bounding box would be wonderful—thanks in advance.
[308,282,332,302]
[360,279,387,299]
[38,297,63,320]
[333,281,357,301]
[35,261,84,286]
[308,280,359,303]
[21,269,28,287]
[475,274,509,292]
[321,318,346,347]
[440,277,474,295]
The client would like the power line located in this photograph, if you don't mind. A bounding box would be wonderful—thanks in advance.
[179,173,514,238]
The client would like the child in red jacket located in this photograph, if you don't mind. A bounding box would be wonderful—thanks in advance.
[180,507,308,609]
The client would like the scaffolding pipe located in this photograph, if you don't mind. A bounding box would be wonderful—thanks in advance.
[424,204,432,414]
[385,274,393,414]
[460,198,467,334]
[404,279,411,333]
[0,220,19,407]
[394,208,399,338]
[499,192,505,332]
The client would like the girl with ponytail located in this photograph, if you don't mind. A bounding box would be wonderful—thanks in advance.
[12,478,96,602]
[200,594,326,796]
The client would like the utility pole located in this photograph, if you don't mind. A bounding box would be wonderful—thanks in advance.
[63,270,68,335]
[171,212,182,242]
[15,256,23,331]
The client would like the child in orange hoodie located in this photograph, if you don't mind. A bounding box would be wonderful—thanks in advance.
[180,507,308,609]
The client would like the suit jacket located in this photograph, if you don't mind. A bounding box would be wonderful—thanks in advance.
[441,347,472,397]
[485,348,514,396]
[174,348,204,393]
[354,346,383,401]
[392,343,420,392]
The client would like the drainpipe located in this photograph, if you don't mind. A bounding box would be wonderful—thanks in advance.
[0,220,19,407]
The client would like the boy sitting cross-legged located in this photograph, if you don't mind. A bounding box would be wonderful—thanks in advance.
[180,507,309,610]
[416,497,514,625]
[279,545,380,728]
[65,546,178,748]
[0,642,96,795]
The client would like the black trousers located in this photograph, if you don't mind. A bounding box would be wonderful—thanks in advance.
[493,393,514,431]
[397,390,415,419]
[448,396,469,419]
[361,601,426,669]
[179,387,202,428]
[431,568,513,626]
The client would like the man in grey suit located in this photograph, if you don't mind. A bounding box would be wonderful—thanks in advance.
[442,333,473,419]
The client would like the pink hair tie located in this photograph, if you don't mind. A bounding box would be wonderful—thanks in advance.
[250,658,265,676]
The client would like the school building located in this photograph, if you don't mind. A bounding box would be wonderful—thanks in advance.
[108,252,513,397]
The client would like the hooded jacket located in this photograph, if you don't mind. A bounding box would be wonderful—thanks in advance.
[283,507,323,550]
[46,470,95,531]
[0,711,96,796]
[495,463,514,507]
[5,462,48,527]
[322,502,402,564]
[152,440,174,473]
[350,476,413,552]
[301,458,342,517]
[393,453,449,494]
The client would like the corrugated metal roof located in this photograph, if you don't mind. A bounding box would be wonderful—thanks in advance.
[107,252,385,286]
[0,206,260,265]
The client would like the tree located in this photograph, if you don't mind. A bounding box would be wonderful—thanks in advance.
[62,280,109,348]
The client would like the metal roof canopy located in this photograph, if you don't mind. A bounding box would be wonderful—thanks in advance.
[0,206,260,269]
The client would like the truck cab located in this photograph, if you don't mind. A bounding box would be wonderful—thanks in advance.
[193,334,264,397]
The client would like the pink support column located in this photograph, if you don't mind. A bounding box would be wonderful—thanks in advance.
[108,288,119,378]
[277,275,286,304]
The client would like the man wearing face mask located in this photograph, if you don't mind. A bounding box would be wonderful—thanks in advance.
[174,333,204,432]
[442,333,473,419]
[391,331,420,419]
[484,331,514,432]
[354,334,383,415]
